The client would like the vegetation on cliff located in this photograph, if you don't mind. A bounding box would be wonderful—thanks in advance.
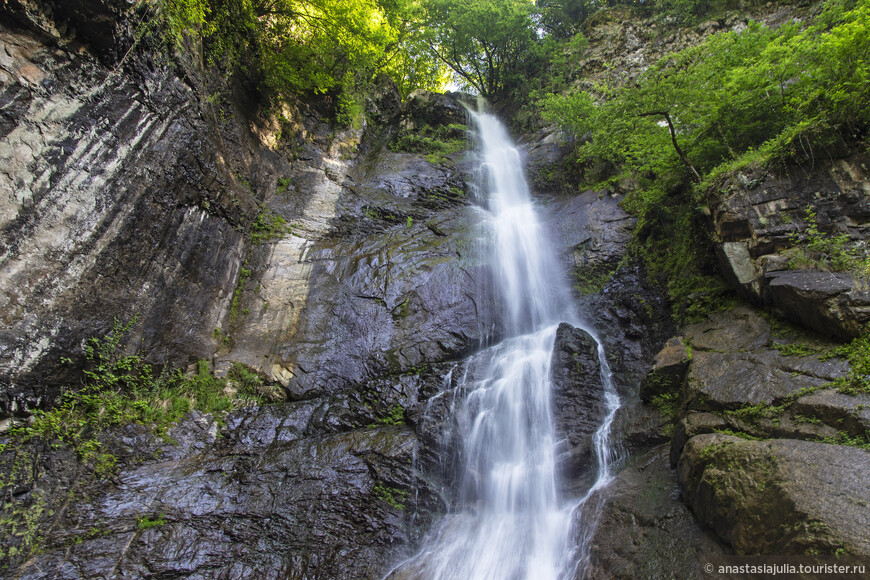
[155,0,448,122]
[540,0,870,320]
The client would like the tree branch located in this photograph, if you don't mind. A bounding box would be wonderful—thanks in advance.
[640,110,701,182]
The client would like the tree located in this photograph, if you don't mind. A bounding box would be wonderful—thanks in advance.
[420,0,538,99]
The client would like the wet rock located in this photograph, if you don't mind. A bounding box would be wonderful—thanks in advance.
[679,434,870,555]
[610,402,672,454]
[550,322,607,488]
[5,411,440,579]
[283,209,490,399]
[543,189,635,281]
[791,389,870,437]
[683,306,770,353]
[684,350,830,412]
[585,263,674,398]
[640,337,690,402]
[588,446,726,579]
[681,307,847,413]
[0,20,264,412]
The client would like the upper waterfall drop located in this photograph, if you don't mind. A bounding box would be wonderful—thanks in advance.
[471,112,573,334]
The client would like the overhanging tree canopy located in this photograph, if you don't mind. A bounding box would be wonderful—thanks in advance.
[420,0,538,99]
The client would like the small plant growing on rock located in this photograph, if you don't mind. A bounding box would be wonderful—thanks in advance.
[373,484,409,510]
[785,206,870,277]
[137,513,166,530]
[250,211,293,244]
[369,404,405,427]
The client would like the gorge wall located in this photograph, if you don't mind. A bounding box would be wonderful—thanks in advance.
[2,1,869,578]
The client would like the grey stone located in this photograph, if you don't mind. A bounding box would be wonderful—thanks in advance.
[549,322,607,490]
[679,434,870,555]
[640,336,690,402]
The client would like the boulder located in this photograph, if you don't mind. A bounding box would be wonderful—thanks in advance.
[680,307,847,413]
[679,434,870,555]
[683,306,770,353]
[588,446,726,579]
[684,350,829,412]
[549,322,607,489]
[640,337,690,402]
[766,271,870,338]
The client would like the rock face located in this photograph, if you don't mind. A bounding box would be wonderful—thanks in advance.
[0,12,264,413]
[588,446,726,579]
[708,154,870,338]
[6,0,869,577]
[5,406,441,579]
[0,2,484,576]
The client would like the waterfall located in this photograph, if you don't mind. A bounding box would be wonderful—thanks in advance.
[387,111,619,579]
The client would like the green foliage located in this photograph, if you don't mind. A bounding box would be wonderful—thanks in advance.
[137,513,167,530]
[545,0,870,184]
[251,211,294,244]
[370,404,406,427]
[10,318,272,477]
[539,0,870,320]
[229,263,251,321]
[785,206,870,276]
[421,0,539,98]
[373,484,409,510]
[161,0,446,122]
[816,431,870,450]
[537,0,598,38]
[770,342,820,358]
[389,123,467,159]
[711,428,765,441]
[158,0,212,48]
[650,391,681,421]
[628,188,734,323]
[825,333,870,395]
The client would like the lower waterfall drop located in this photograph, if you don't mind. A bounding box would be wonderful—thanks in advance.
[388,110,619,579]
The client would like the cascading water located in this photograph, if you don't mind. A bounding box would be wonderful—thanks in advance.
[388,111,619,579]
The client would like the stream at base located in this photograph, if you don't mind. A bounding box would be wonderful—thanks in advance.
[387,111,620,579]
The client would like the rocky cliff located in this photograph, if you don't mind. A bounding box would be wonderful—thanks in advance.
[2,1,870,578]
[0,1,484,575]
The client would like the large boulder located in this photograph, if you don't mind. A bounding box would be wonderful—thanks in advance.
[549,322,607,490]
[679,434,870,555]
[765,271,870,338]
[680,307,847,414]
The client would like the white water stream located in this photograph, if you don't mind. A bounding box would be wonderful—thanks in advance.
[388,111,620,579]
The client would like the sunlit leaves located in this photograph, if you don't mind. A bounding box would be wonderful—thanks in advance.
[542,0,870,185]
[421,0,538,98]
